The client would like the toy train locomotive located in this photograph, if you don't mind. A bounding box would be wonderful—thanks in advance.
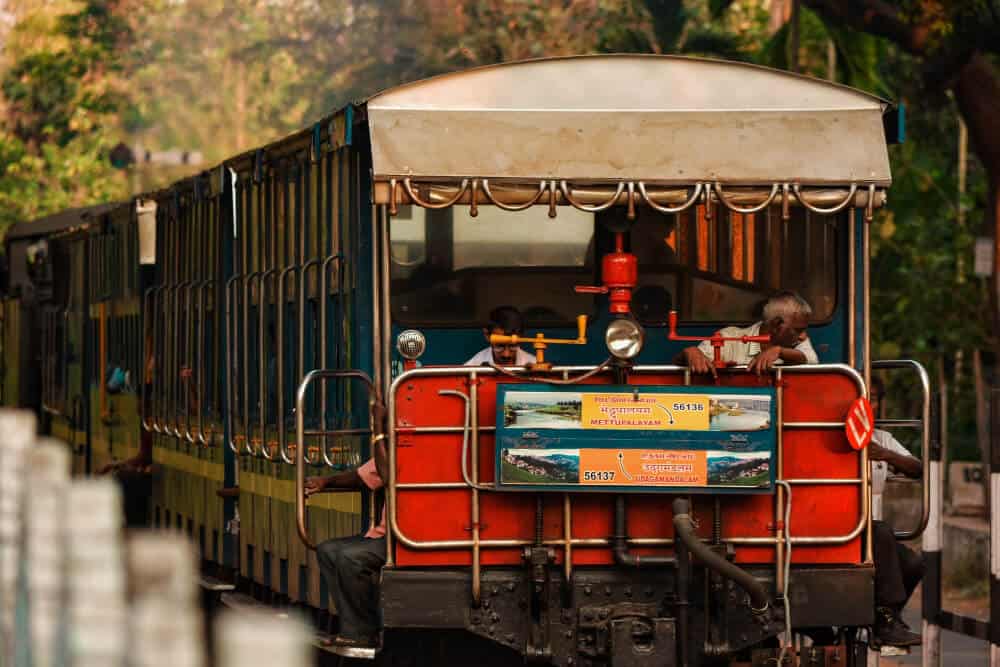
[1,55,930,666]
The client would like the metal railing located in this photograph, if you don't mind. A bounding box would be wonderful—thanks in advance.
[294,369,377,550]
[872,359,931,540]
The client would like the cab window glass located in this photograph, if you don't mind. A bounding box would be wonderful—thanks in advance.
[629,205,839,323]
[390,205,595,326]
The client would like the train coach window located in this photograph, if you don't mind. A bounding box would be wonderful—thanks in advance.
[391,205,596,326]
[632,205,839,324]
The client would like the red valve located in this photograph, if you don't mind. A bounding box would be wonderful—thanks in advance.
[575,232,637,315]
[667,311,771,370]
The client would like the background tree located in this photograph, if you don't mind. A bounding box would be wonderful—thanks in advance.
[785,0,1000,487]
[0,0,132,227]
[800,2,1000,354]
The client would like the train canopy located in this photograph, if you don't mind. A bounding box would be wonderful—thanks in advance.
[366,55,893,187]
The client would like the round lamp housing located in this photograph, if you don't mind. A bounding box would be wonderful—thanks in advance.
[396,330,427,361]
[605,318,645,360]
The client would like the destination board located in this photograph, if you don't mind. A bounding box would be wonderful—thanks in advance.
[494,385,776,494]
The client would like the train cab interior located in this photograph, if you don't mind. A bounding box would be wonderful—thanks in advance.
[389,200,842,367]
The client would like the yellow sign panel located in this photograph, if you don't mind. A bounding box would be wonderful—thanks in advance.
[579,449,707,486]
[580,393,710,431]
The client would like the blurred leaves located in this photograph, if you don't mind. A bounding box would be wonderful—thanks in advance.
[0,0,130,228]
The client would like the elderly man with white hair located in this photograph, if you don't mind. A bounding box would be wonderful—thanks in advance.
[676,291,819,376]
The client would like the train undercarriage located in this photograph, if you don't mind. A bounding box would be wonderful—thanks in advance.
[377,562,873,666]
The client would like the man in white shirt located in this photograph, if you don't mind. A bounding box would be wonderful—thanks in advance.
[868,376,923,648]
[465,305,537,367]
[675,291,819,376]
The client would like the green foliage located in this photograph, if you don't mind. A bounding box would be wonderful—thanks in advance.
[0,110,126,228]
[643,0,688,51]
[754,4,888,95]
[870,44,990,461]
[681,26,747,60]
[2,52,85,144]
[0,1,129,233]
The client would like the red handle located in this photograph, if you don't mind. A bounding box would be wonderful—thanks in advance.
[667,311,712,342]
[667,310,771,344]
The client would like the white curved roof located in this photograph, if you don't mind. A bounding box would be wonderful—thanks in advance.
[366,55,892,185]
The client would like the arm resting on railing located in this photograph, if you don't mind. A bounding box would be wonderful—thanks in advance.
[370,400,389,484]
[305,469,366,496]
[869,441,922,479]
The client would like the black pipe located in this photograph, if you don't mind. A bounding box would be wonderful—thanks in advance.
[676,517,691,667]
[535,495,544,546]
[672,498,770,612]
[613,495,676,567]
[712,497,722,545]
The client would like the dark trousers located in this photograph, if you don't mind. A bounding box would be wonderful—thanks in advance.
[316,535,387,641]
[873,520,924,609]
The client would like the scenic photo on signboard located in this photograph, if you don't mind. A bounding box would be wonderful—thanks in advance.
[706,451,771,486]
[708,395,772,431]
[501,448,580,484]
[503,392,583,429]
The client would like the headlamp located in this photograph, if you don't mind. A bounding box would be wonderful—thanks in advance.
[605,318,644,360]
[396,330,426,361]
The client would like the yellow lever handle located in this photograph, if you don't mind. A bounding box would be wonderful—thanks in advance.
[489,315,588,347]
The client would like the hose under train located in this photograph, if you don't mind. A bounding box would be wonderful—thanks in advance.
[671,497,771,613]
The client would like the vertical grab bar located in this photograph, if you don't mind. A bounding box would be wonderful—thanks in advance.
[319,254,343,467]
[438,388,481,604]
[871,359,932,539]
[62,308,71,412]
[225,275,241,453]
[174,280,191,440]
[277,264,299,464]
[195,280,212,445]
[167,281,182,438]
[151,285,166,433]
[258,268,278,459]
[242,271,260,456]
[164,283,181,438]
[141,287,156,432]
[299,258,322,465]
[183,280,197,443]
[296,261,307,463]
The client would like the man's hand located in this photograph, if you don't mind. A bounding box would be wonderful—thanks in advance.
[747,346,782,375]
[369,398,390,484]
[97,460,121,475]
[98,455,152,476]
[304,476,329,497]
[867,442,922,478]
[682,347,717,377]
[868,443,890,461]
[371,400,387,431]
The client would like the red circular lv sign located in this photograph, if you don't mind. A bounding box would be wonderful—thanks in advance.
[844,397,874,450]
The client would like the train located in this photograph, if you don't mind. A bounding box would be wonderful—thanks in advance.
[0,55,931,666]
